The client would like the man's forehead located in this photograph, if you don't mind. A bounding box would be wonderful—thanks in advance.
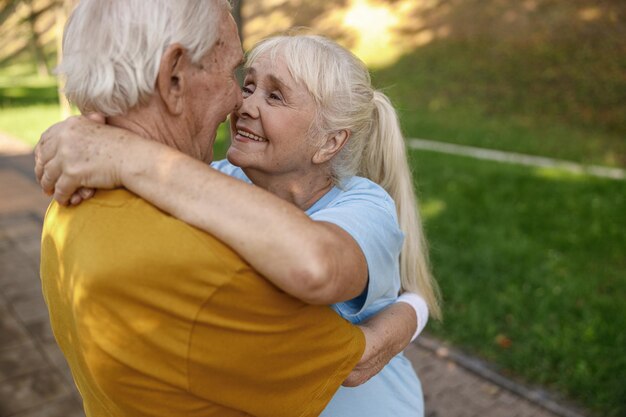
[224,26,243,61]
[214,34,243,65]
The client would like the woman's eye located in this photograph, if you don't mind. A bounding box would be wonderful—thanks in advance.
[242,85,254,96]
[269,92,282,101]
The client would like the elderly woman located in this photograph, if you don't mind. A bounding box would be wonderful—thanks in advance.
[37,35,441,416]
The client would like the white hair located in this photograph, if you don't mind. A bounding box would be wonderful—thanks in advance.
[57,0,231,115]
[247,35,442,319]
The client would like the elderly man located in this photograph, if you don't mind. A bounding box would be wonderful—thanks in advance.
[39,1,367,416]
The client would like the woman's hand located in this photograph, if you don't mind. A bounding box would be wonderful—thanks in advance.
[346,302,418,387]
[34,114,124,205]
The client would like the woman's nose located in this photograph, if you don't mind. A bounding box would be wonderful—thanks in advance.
[237,92,260,119]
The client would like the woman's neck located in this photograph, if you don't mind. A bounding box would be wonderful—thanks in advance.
[244,168,334,211]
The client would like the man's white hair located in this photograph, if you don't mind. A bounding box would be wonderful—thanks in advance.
[58,0,231,115]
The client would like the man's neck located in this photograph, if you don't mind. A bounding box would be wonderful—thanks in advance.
[106,115,157,142]
[107,103,200,160]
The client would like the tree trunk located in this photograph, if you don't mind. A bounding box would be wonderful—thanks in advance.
[25,0,50,77]
[233,0,243,46]
[0,0,20,27]
[233,0,244,84]
[56,0,78,118]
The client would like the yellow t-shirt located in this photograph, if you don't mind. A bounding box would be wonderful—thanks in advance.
[40,190,365,417]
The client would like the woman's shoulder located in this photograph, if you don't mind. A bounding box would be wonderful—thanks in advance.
[328,176,398,217]
[341,176,390,195]
[308,175,402,241]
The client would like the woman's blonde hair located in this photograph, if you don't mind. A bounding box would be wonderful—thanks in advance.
[247,34,442,319]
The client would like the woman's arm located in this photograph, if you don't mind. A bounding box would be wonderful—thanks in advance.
[35,116,367,305]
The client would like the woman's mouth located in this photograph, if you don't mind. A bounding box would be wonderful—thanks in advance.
[237,129,267,142]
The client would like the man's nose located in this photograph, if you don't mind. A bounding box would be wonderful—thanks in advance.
[233,86,243,113]
[233,88,243,112]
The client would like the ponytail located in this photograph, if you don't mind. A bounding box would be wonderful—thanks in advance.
[360,91,442,320]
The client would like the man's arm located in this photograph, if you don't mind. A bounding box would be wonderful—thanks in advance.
[35,116,367,305]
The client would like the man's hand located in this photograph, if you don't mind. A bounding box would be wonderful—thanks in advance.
[346,302,417,387]
[34,113,121,206]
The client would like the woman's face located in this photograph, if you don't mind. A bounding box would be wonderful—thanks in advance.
[227,52,322,179]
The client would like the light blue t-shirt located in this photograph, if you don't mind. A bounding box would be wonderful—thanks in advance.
[212,160,424,417]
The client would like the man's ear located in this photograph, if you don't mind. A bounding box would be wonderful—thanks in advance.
[313,129,351,164]
[156,43,189,115]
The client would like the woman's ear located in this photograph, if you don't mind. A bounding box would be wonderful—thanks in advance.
[313,129,351,164]
[156,43,189,115]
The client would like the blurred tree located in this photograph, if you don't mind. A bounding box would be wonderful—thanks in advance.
[24,0,51,76]
[233,0,243,44]
[233,0,244,85]
[56,0,76,117]
[0,0,58,70]
[0,0,20,26]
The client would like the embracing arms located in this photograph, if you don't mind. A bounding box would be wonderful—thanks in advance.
[35,116,427,385]
[37,117,366,305]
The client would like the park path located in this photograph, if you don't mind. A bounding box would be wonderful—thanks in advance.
[0,134,588,417]
[407,138,625,180]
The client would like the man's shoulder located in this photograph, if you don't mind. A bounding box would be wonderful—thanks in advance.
[43,189,249,274]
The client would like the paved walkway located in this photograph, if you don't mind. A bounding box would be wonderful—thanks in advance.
[0,137,588,417]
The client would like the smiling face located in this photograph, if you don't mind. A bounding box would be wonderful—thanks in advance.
[227,51,323,181]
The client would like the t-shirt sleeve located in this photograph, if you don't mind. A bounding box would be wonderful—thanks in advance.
[309,185,404,317]
[187,266,365,417]
[210,159,252,183]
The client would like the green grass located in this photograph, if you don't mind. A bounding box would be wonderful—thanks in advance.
[413,150,626,416]
[0,67,63,145]
[371,28,626,415]
[373,38,626,167]
[213,122,231,159]
[0,104,63,146]
[374,36,626,417]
